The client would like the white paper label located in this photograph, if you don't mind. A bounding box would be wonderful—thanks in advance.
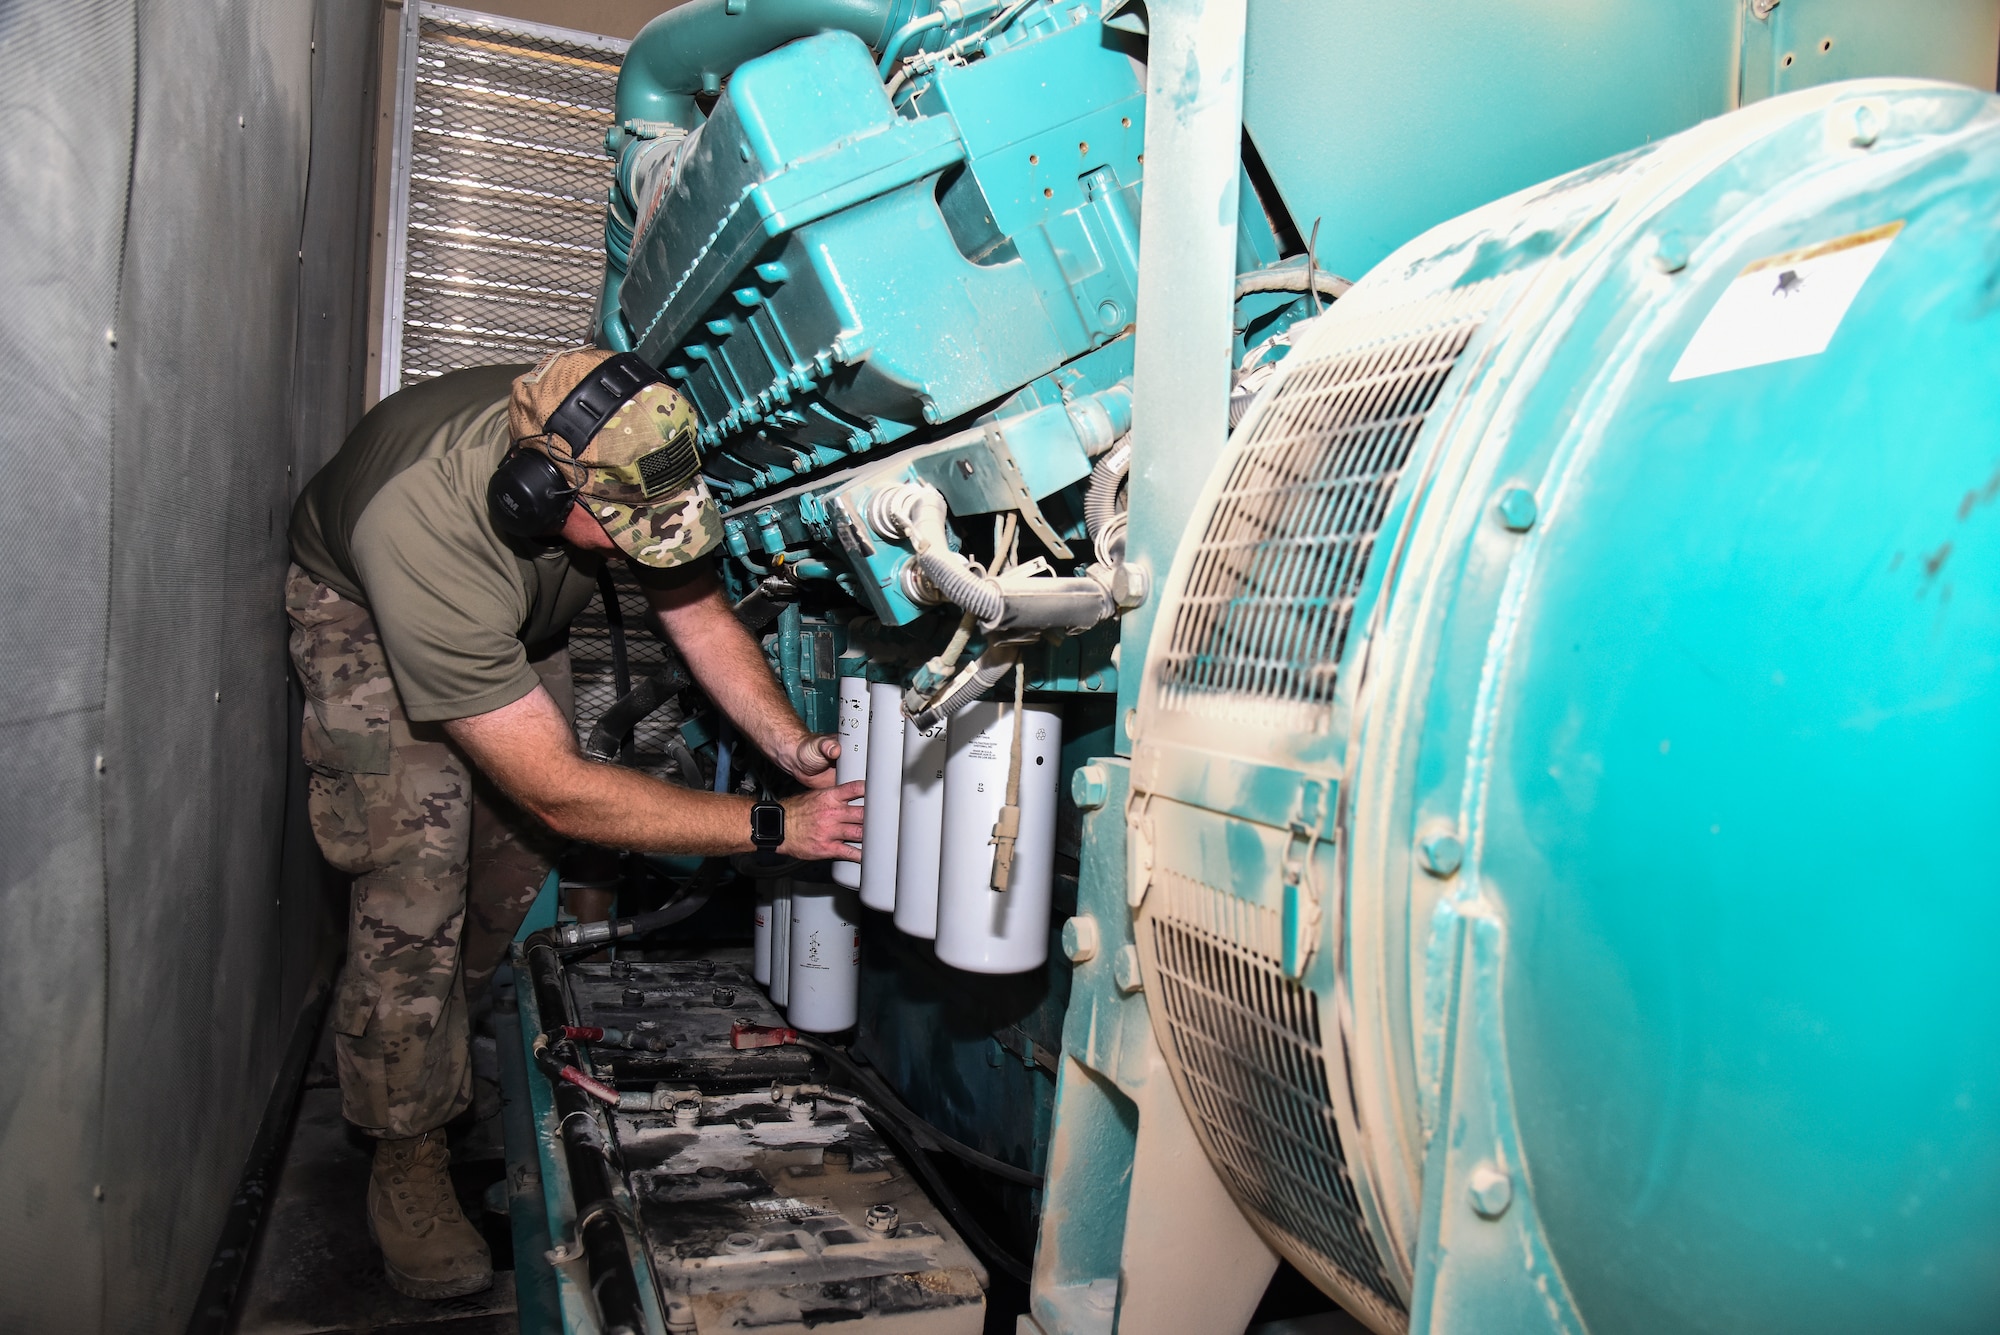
[1669,221,1903,382]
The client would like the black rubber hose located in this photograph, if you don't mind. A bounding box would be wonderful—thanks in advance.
[585,660,691,761]
[594,567,635,764]
[798,1037,1042,1188]
[523,934,650,1335]
[793,1038,1036,1284]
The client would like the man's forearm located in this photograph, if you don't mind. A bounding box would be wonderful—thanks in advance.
[442,684,861,858]
[449,692,759,853]
[653,578,810,763]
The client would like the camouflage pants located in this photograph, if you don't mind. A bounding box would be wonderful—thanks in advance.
[285,564,573,1137]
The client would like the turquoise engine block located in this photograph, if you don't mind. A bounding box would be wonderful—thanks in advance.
[604,11,1147,504]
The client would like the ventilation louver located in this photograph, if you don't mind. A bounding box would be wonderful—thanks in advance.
[1155,284,1494,732]
[382,6,625,393]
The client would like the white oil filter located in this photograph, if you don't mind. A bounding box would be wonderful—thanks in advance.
[752,880,775,984]
[788,881,862,1032]
[831,673,870,889]
[859,680,907,912]
[768,879,793,1006]
[935,701,1062,974]
[893,716,949,939]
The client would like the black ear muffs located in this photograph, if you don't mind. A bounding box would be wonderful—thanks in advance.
[488,447,576,537]
[489,352,666,538]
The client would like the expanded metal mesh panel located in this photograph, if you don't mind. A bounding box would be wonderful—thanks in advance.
[1144,868,1408,1331]
[568,566,708,784]
[1156,286,1493,732]
[388,8,623,389]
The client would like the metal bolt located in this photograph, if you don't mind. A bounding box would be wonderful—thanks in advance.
[1419,832,1464,878]
[723,1231,760,1254]
[1750,0,1779,16]
[664,1298,697,1333]
[1113,944,1144,994]
[1496,487,1538,532]
[674,1099,701,1128]
[1061,914,1101,964]
[623,987,647,1008]
[1071,764,1109,811]
[1844,101,1883,148]
[711,986,737,1007]
[1468,1162,1513,1219]
[957,458,976,478]
[865,1203,899,1234]
[1650,230,1690,274]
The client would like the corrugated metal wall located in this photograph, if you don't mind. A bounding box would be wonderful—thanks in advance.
[0,0,379,1326]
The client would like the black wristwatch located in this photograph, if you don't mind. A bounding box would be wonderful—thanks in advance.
[750,799,785,855]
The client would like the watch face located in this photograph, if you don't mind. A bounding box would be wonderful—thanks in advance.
[751,802,785,845]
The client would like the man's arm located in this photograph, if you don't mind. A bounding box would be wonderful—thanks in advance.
[644,566,839,787]
[443,685,862,858]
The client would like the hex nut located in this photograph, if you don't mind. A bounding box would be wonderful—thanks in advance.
[1468,1162,1513,1219]
[1062,914,1101,964]
[1071,764,1110,811]
[1496,487,1539,532]
[865,1203,899,1234]
[1113,944,1144,994]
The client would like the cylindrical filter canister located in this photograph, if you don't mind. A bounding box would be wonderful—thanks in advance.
[893,716,950,939]
[859,680,907,912]
[831,672,870,889]
[788,881,862,1032]
[752,880,776,984]
[934,701,1062,974]
[768,879,793,1006]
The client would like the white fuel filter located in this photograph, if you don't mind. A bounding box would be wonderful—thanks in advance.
[893,716,949,939]
[787,881,862,1032]
[831,672,870,889]
[934,700,1062,974]
[767,879,793,1006]
[753,880,775,984]
[859,680,906,912]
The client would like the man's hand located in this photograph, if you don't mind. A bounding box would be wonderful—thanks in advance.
[647,569,844,788]
[780,780,866,861]
[787,733,840,789]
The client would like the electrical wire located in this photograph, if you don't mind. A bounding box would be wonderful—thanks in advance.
[794,1036,1036,1283]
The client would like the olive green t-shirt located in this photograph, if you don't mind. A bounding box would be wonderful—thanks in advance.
[290,365,614,722]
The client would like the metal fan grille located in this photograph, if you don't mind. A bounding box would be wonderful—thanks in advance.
[384,6,623,392]
[1144,867,1408,1329]
[1155,287,1492,731]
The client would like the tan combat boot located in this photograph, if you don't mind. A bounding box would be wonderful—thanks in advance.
[367,1132,493,1299]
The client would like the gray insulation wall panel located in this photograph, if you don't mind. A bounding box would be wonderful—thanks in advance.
[0,0,376,1327]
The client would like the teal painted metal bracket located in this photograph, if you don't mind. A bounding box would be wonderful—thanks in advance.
[1408,897,1585,1335]
[1029,757,1149,1335]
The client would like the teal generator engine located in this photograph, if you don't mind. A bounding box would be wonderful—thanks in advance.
[496,0,2000,1331]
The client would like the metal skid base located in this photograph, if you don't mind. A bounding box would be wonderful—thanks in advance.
[505,941,986,1335]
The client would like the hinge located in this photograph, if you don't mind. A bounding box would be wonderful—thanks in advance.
[1281,779,1329,978]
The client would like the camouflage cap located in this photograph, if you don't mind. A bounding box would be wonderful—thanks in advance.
[508,347,722,569]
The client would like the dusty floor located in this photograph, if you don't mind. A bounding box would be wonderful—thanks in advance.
[233,1026,519,1335]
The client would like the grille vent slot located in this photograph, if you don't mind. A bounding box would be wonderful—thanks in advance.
[1156,285,1493,731]
[384,8,625,392]
[1143,868,1407,1330]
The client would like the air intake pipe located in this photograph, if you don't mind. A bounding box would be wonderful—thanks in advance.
[613,0,916,133]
